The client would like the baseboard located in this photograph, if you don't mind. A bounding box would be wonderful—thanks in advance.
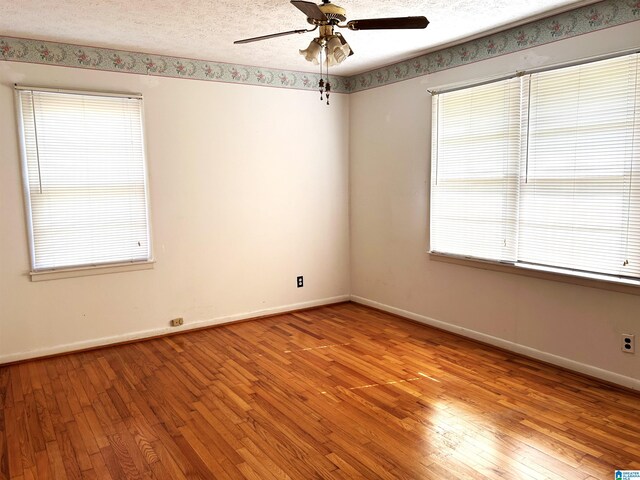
[350,295,640,392]
[0,295,350,365]
[7,293,639,393]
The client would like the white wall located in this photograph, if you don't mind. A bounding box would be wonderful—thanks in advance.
[2,22,640,391]
[350,22,640,390]
[0,63,350,362]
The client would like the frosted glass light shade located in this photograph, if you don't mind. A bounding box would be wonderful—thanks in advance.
[300,39,322,64]
[325,35,350,65]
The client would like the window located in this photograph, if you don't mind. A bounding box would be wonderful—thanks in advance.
[17,88,152,273]
[430,53,640,282]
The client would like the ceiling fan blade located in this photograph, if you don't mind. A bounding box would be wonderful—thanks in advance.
[234,29,309,44]
[291,0,327,21]
[347,16,429,31]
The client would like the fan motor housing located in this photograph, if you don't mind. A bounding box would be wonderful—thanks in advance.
[317,2,347,24]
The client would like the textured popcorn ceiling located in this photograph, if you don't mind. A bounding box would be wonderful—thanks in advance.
[0,0,595,75]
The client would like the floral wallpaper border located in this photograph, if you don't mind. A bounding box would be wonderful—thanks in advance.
[1,0,639,94]
[349,0,640,92]
[0,36,352,93]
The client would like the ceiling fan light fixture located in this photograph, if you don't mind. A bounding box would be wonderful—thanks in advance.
[326,35,342,54]
[333,46,348,64]
[235,1,429,105]
[299,38,323,64]
[325,35,350,65]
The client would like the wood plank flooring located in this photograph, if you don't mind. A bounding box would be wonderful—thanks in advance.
[1,302,639,479]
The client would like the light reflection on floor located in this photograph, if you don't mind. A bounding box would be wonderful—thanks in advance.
[283,343,351,353]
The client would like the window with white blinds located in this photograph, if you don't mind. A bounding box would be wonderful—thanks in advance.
[430,52,640,282]
[17,88,152,272]
[431,77,521,262]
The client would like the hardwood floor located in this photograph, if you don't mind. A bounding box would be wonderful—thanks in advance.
[1,302,639,479]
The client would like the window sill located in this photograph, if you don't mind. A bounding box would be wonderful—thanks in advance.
[30,260,155,282]
[429,253,640,296]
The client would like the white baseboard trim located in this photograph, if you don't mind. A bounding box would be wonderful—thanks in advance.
[0,295,350,365]
[351,295,640,392]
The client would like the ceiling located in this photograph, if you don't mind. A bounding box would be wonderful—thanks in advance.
[0,0,595,76]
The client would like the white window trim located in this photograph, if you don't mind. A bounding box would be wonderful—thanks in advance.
[15,86,155,279]
[29,260,156,282]
[429,251,640,296]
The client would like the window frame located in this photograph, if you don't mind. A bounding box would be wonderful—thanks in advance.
[15,86,155,280]
[428,50,640,291]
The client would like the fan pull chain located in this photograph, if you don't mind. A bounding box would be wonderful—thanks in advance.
[325,46,330,105]
[319,46,324,101]
[316,42,332,106]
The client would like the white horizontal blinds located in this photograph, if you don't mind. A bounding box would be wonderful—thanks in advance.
[430,78,521,262]
[19,90,151,271]
[519,54,640,278]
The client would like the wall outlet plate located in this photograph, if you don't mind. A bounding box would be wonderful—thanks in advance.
[297,276,303,288]
[170,317,184,327]
[622,334,635,354]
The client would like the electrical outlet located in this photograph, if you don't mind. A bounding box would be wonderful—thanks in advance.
[170,317,184,327]
[622,334,635,354]
[297,276,304,288]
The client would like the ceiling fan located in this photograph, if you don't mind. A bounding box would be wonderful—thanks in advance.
[234,0,429,104]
